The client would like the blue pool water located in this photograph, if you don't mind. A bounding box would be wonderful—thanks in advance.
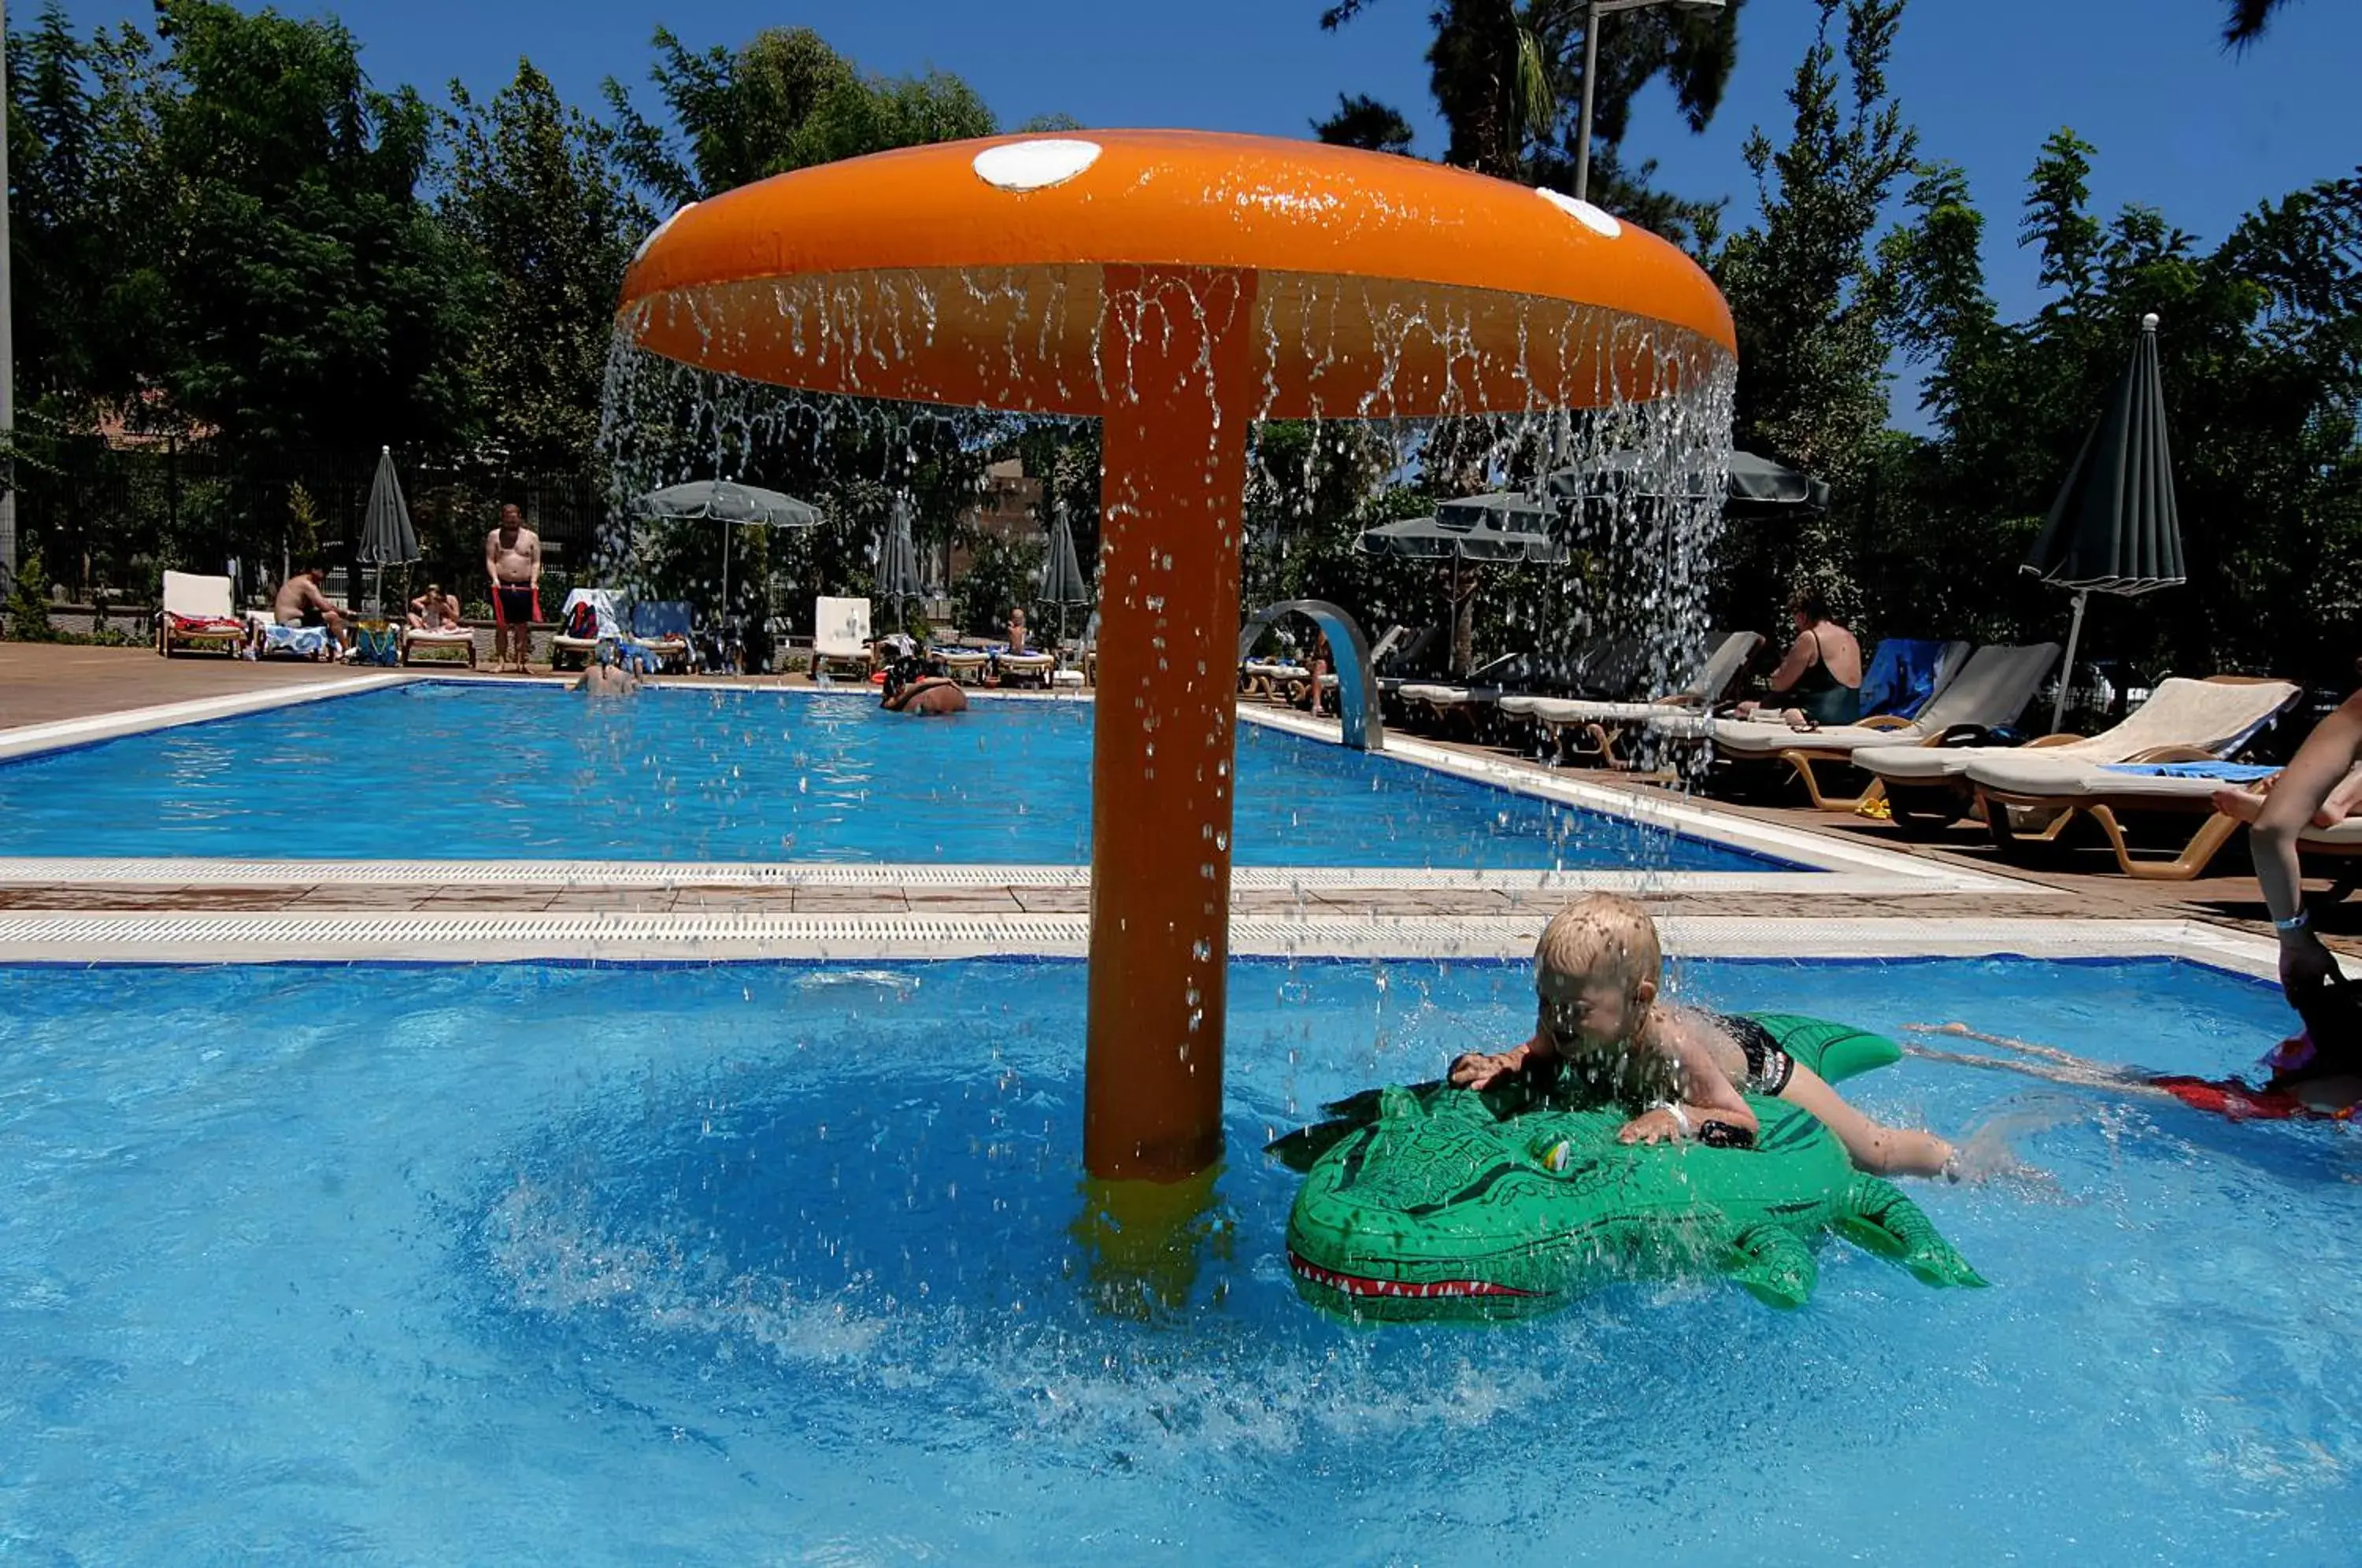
[0,682,1794,869]
[2,955,2353,1563]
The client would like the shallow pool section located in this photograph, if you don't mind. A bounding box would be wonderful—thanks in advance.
[2,955,2353,1562]
[0,681,1794,870]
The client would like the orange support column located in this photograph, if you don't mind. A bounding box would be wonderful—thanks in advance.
[1084,264,1257,1182]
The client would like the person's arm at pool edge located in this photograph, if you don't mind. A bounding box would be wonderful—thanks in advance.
[2256,690,2362,997]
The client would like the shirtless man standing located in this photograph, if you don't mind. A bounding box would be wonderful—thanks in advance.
[484,504,542,674]
[273,565,351,653]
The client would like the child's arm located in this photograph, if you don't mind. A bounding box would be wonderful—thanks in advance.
[1617,1019,1758,1145]
[1449,1030,1553,1089]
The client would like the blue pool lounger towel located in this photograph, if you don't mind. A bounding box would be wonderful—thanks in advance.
[2098,762,2279,782]
[1857,638,1951,721]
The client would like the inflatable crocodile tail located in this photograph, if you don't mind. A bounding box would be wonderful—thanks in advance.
[1833,1176,1990,1290]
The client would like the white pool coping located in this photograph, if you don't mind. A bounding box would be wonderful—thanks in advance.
[0,671,2040,898]
[0,672,413,761]
[0,912,2292,980]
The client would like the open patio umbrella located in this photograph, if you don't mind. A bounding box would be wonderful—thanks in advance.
[1357,491,1568,675]
[2022,312,2185,730]
[633,479,822,619]
[1547,447,1831,518]
[355,446,418,616]
[1038,492,1094,643]
[876,494,926,631]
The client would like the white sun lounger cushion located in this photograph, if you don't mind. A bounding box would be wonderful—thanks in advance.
[1860,675,2300,784]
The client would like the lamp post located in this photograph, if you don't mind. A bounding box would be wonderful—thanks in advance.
[1574,0,1727,202]
[0,0,17,587]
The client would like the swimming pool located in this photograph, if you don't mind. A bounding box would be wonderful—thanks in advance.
[0,681,1796,871]
[4,954,2351,1562]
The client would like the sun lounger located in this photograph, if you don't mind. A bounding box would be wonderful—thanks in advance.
[155,571,250,657]
[1967,756,2362,881]
[550,589,624,671]
[996,649,1057,687]
[811,596,872,680]
[1857,673,2303,830]
[1242,658,1312,701]
[628,601,696,672]
[939,649,991,685]
[1695,642,2059,812]
[257,622,335,660]
[1500,631,1764,767]
[401,623,476,667]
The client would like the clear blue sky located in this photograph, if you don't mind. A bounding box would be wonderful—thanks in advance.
[37,0,2362,419]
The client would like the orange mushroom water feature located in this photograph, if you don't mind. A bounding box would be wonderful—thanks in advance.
[616,128,1738,1185]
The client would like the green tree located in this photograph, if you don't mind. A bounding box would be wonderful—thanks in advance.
[1711,0,1917,621]
[1874,131,2362,687]
[1312,92,1414,155]
[1318,0,1738,242]
[604,26,998,205]
[443,59,652,472]
[6,6,168,417]
[146,0,480,455]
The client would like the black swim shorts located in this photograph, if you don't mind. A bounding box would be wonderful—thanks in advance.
[1720,1014,1796,1096]
[494,584,535,626]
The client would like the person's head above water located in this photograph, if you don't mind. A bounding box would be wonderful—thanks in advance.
[1534,893,1663,1055]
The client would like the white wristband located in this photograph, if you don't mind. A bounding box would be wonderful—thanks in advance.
[1650,1100,1694,1138]
[2275,912,2310,934]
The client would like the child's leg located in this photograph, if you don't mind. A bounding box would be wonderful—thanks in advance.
[1779,1063,1953,1178]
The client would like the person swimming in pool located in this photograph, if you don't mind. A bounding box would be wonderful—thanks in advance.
[1905,972,2362,1124]
[882,652,968,716]
[575,638,639,699]
[1448,893,2012,1178]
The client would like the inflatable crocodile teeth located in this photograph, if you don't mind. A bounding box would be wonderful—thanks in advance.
[1272,1014,1986,1320]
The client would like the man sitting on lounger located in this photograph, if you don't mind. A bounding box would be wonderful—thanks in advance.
[408,583,463,631]
[882,653,968,715]
[273,565,353,651]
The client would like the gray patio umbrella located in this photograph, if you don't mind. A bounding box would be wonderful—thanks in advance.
[876,494,926,629]
[355,446,417,616]
[633,479,822,616]
[1357,490,1568,675]
[1038,492,1094,642]
[2022,312,2186,730]
[1547,447,1831,517]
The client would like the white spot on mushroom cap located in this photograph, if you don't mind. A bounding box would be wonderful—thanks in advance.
[972,139,1102,192]
[632,202,698,263]
[1535,187,1622,239]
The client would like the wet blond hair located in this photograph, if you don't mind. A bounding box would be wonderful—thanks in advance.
[1535,893,1662,991]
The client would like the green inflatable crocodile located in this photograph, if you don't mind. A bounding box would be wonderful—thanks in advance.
[1272,1013,1986,1319]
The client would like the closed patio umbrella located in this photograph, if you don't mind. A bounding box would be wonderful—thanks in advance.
[355,446,418,616]
[1038,493,1093,643]
[633,479,822,619]
[2022,312,2186,730]
[877,494,925,631]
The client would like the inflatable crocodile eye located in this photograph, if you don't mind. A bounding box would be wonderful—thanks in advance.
[1535,1137,1574,1173]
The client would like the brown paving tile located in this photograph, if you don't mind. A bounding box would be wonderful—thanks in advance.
[900,888,1028,912]
[1010,887,1093,913]
[790,889,912,913]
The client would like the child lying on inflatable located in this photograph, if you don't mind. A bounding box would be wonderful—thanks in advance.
[1449,893,1997,1180]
